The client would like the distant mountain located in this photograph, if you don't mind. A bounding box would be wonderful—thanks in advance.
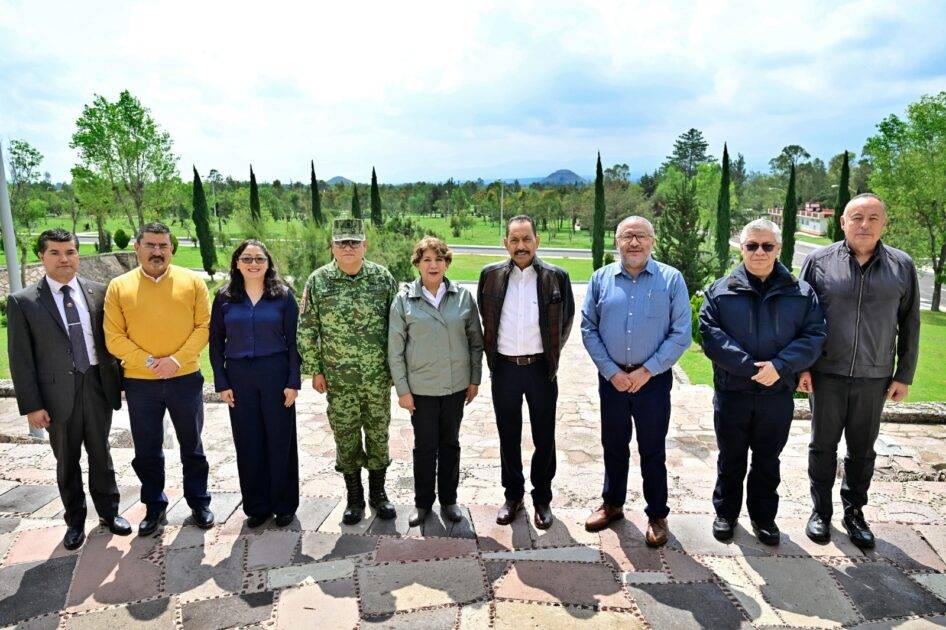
[327,176,354,186]
[540,169,585,186]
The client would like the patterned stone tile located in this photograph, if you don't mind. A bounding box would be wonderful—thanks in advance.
[468,504,534,552]
[664,549,713,581]
[246,529,301,569]
[361,606,458,629]
[866,523,946,572]
[493,600,646,629]
[776,518,867,557]
[66,534,161,612]
[165,535,246,603]
[622,571,670,584]
[665,514,773,557]
[458,601,491,628]
[0,485,60,515]
[294,497,337,531]
[375,537,478,562]
[831,561,946,620]
[915,525,946,566]
[493,560,629,608]
[268,559,355,589]
[180,591,274,629]
[912,573,946,602]
[64,597,176,629]
[626,582,752,629]
[295,532,377,563]
[164,525,213,550]
[366,503,415,536]
[0,554,77,626]
[700,556,783,626]
[358,558,486,615]
[600,527,664,572]
[317,499,377,535]
[482,546,601,563]
[3,525,78,565]
[275,578,359,628]
[532,508,600,548]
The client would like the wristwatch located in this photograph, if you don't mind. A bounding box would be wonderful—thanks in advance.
[146,355,155,368]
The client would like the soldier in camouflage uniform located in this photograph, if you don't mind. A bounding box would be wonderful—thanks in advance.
[298,218,400,524]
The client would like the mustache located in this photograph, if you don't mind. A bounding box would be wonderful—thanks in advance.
[515,249,530,255]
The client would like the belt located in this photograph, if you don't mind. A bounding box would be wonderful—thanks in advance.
[620,363,643,372]
[498,353,544,366]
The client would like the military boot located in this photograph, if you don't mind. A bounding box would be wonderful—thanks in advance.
[342,472,365,525]
[368,469,397,520]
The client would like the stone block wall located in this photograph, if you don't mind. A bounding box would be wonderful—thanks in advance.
[0,252,138,296]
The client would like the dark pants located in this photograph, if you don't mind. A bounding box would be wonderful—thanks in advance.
[599,370,673,519]
[712,390,794,525]
[124,371,210,512]
[411,389,466,509]
[809,372,888,518]
[226,353,299,518]
[491,359,558,505]
[47,366,120,528]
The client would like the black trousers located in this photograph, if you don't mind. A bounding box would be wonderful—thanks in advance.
[809,371,888,518]
[47,365,120,528]
[226,354,299,518]
[599,370,673,519]
[411,389,466,509]
[491,359,558,505]
[712,390,794,524]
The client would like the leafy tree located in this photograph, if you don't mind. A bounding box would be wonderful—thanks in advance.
[7,140,45,284]
[191,167,217,276]
[732,152,747,198]
[249,166,261,222]
[715,143,732,275]
[72,166,113,252]
[604,163,630,186]
[592,152,606,270]
[864,91,946,310]
[351,183,362,219]
[70,90,177,234]
[638,170,659,197]
[655,177,712,294]
[769,144,810,176]
[829,151,850,242]
[779,164,797,269]
[370,167,382,226]
[310,160,323,225]
[665,128,714,177]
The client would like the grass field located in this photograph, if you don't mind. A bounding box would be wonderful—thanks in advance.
[446,254,596,282]
[795,233,832,246]
[0,240,228,271]
[409,215,596,249]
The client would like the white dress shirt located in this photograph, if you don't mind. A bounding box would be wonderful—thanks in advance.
[497,264,544,356]
[46,275,99,366]
[422,282,447,309]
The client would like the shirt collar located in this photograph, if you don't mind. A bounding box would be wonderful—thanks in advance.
[613,257,656,278]
[510,263,536,280]
[46,275,80,295]
[139,266,169,283]
[422,282,447,301]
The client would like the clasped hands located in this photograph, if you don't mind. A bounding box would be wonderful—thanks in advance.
[610,366,652,393]
[397,385,479,414]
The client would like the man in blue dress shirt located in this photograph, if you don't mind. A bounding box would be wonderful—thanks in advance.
[581,216,691,546]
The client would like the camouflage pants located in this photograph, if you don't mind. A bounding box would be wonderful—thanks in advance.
[325,381,392,474]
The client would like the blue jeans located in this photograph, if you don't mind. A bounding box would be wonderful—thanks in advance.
[124,372,211,511]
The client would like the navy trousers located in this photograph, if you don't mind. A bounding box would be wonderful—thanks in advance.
[599,370,672,519]
[124,371,210,511]
[226,353,299,518]
[491,359,558,505]
[712,390,794,525]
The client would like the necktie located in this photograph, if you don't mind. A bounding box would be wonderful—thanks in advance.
[60,285,91,373]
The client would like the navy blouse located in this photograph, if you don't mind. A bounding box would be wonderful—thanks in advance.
[209,289,302,392]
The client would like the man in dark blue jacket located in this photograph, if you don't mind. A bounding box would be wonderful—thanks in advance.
[700,219,826,545]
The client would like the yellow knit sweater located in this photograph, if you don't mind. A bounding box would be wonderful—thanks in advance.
[104,265,210,379]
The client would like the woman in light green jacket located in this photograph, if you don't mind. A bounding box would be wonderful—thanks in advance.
[388,236,484,527]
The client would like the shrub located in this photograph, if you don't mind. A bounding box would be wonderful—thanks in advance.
[690,291,705,345]
[603,252,615,266]
[113,228,130,249]
[170,233,179,254]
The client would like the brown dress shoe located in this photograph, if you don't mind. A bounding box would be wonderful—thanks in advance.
[646,517,668,547]
[584,504,624,532]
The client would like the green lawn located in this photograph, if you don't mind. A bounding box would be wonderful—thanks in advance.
[446,253,595,282]
[408,215,596,249]
[795,233,832,246]
[679,310,946,402]
[0,241,230,273]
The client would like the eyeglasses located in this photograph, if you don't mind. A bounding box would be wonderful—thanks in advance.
[140,242,171,251]
[238,256,268,265]
[617,233,652,243]
[333,240,362,249]
[745,242,776,252]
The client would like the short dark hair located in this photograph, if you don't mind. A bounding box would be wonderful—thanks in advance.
[136,221,172,242]
[38,228,79,253]
[506,214,536,236]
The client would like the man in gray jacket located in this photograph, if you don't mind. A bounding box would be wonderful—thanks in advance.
[798,193,920,548]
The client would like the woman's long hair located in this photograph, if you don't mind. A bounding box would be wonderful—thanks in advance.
[221,239,288,302]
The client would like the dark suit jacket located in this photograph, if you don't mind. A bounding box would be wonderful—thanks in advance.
[7,276,122,421]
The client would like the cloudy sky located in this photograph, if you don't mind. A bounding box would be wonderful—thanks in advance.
[2,0,945,183]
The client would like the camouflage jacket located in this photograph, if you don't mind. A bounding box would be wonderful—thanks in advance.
[298,259,400,384]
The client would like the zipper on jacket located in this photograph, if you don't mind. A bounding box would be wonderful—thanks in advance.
[849,260,873,377]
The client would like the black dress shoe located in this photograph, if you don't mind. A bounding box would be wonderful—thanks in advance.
[99,515,132,536]
[712,516,736,541]
[496,499,524,525]
[409,507,430,527]
[751,520,781,546]
[192,507,215,529]
[63,525,85,550]
[533,503,553,530]
[274,514,294,527]
[806,512,831,543]
[843,508,875,549]
[441,504,463,523]
[138,510,167,537]
[247,514,270,529]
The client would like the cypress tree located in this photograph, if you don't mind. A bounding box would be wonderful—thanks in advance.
[370,167,382,226]
[249,165,261,223]
[830,151,850,242]
[351,182,362,219]
[191,166,217,276]
[779,163,797,269]
[592,152,606,270]
[655,178,712,294]
[715,143,732,275]
[310,160,323,225]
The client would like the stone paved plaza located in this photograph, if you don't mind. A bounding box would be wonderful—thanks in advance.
[3,285,946,628]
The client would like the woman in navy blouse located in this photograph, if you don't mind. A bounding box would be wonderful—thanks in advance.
[210,239,301,528]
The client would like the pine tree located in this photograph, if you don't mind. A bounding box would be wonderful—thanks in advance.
[191,166,217,276]
[592,152,606,270]
[780,164,797,269]
[310,160,323,225]
[830,151,850,242]
[370,167,382,226]
[715,143,732,275]
[351,183,362,219]
[249,165,261,223]
[655,178,712,294]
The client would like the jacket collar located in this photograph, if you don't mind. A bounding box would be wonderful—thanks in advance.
[840,239,885,264]
[727,261,796,295]
[407,277,458,299]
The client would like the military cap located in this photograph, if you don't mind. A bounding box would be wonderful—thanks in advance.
[332,218,366,241]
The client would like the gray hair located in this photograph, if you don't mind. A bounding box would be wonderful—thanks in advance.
[740,218,782,245]
[844,192,886,215]
[615,215,655,236]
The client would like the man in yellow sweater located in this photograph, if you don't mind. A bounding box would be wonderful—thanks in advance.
[104,222,213,536]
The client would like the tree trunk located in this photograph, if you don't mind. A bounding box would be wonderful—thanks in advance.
[933,280,941,312]
[96,213,111,253]
[19,241,27,287]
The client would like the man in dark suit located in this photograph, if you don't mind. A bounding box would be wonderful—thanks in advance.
[7,228,131,549]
